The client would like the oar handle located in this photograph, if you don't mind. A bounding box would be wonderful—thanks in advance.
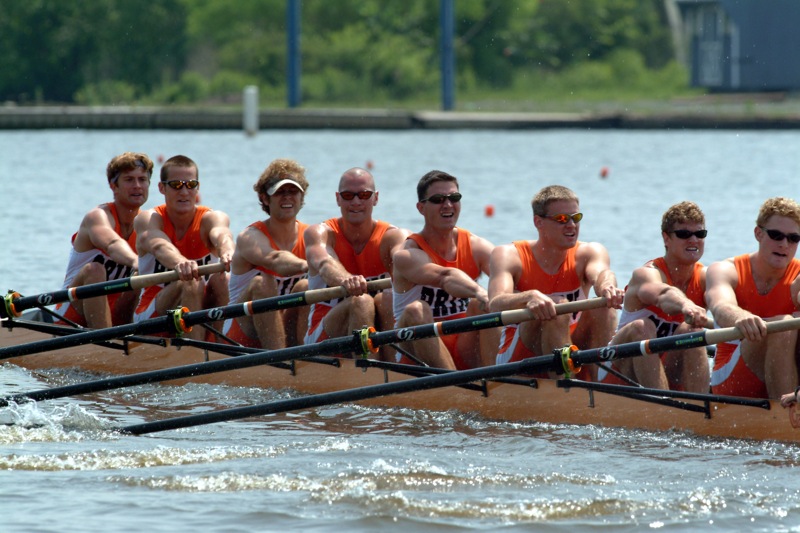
[303,278,393,305]
[705,316,800,345]
[129,262,226,290]
[500,297,608,326]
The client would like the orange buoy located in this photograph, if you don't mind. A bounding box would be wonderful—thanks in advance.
[484,204,495,217]
[366,160,374,170]
[600,166,609,178]
[157,154,165,164]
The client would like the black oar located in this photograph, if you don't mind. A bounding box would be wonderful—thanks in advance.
[0,278,392,360]
[1,263,226,319]
[120,316,800,436]
[0,298,606,406]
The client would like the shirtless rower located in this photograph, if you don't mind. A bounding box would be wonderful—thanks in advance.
[488,185,624,379]
[392,170,494,370]
[597,201,710,392]
[222,159,310,349]
[55,152,152,328]
[303,167,406,357]
[133,155,234,340]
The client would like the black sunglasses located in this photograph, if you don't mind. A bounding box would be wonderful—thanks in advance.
[163,179,199,190]
[422,192,462,204]
[339,190,374,201]
[760,226,800,244]
[670,229,707,239]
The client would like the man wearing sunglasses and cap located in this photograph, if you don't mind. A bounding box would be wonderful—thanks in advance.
[488,185,624,378]
[706,197,800,399]
[222,159,310,349]
[597,201,711,392]
[303,167,406,355]
[55,152,152,328]
[392,170,495,370]
[133,155,234,340]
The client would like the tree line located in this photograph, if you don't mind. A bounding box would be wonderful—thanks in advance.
[0,0,681,107]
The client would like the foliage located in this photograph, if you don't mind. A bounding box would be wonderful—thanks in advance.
[0,0,684,106]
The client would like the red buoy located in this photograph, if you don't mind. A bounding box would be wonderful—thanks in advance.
[484,205,495,217]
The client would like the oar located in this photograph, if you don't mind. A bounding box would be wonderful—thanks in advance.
[119,316,800,436]
[0,278,392,360]
[1,263,226,319]
[0,298,606,406]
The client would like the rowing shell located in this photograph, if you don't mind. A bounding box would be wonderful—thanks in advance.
[1,319,797,443]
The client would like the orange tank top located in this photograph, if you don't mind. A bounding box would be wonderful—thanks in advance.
[732,253,800,317]
[513,241,582,301]
[325,218,391,279]
[645,256,705,322]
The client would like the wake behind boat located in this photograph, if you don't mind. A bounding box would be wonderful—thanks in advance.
[1,309,797,443]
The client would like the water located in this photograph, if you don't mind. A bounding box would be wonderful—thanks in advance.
[2,129,800,531]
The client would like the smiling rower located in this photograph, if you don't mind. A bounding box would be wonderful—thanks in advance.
[598,201,711,392]
[488,185,624,380]
[706,197,800,399]
[391,170,496,370]
[222,159,310,350]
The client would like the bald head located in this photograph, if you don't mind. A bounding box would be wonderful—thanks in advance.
[338,167,375,190]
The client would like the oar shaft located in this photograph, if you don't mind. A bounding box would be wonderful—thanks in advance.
[4,263,225,317]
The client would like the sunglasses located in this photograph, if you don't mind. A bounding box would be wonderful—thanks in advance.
[422,192,462,204]
[163,179,199,190]
[339,190,374,201]
[670,229,708,239]
[544,212,583,224]
[760,226,800,244]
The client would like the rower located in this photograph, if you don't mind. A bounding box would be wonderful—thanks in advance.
[706,197,800,399]
[487,184,624,380]
[55,152,153,328]
[597,201,711,392]
[303,167,407,359]
[222,159,310,350]
[392,170,496,370]
[133,155,234,340]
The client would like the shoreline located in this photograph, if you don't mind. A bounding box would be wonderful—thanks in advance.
[3,105,800,130]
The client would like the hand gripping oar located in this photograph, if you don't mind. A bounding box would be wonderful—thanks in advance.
[1,263,227,319]
[119,315,800,436]
[0,297,606,407]
[0,278,392,361]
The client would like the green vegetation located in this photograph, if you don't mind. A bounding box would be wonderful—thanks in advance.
[0,0,693,110]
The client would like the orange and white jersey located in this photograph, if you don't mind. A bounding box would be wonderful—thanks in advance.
[305,218,391,343]
[392,228,480,324]
[228,220,309,303]
[134,204,218,321]
[617,257,705,338]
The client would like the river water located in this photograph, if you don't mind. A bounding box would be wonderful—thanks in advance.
[2,129,800,531]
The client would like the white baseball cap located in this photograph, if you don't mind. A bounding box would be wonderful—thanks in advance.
[267,178,304,196]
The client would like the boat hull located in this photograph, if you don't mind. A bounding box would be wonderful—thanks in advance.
[2,324,798,443]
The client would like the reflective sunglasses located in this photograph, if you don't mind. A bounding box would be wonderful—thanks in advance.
[163,179,199,190]
[544,212,583,224]
[422,192,462,204]
[670,229,708,239]
[339,190,374,201]
[760,226,800,244]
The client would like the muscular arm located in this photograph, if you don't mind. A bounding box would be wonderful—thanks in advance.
[581,242,624,308]
[235,226,308,276]
[630,265,709,327]
[706,258,766,340]
[79,207,138,269]
[304,223,366,294]
[202,210,234,269]
[394,245,486,301]
[487,244,543,312]
[134,209,187,271]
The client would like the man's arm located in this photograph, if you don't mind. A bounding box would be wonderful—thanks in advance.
[135,209,194,279]
[630,265,710,327]
[236,226,308,277]
[202,210,234,270]
[79,207,138,269]
[394,244,487,302]
[580,242,624,308]
[706,258,766,341]
[304,223,367,295]
[487,244,551,314]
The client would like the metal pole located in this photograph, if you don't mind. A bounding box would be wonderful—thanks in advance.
[440,0,455,111]
[287,0,301,107]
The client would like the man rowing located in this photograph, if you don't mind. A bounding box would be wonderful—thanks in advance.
[706,197,800,399]
[133,155,234,340]
[222,159,310,349]
[392,170,495,370]
[55,152,152,328]
[303,167,406,357]
[488,185,624,379]
[597,201,710,392]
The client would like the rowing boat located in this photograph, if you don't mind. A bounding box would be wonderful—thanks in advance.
[2,311,797,443]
